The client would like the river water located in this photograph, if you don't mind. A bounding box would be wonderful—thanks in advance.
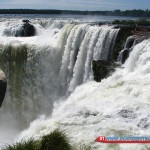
[0,14,149,150]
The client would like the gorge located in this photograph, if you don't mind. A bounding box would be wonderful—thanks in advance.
[0,18,150,150]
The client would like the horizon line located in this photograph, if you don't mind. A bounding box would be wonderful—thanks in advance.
[0,8,149,12]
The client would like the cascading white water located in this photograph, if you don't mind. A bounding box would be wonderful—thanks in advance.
[18,38,150,150]
[0,18,119,147]
[62,25,118,93]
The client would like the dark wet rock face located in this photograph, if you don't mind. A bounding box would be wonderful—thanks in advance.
[92,26,150,82]
[0,69,7,107]
[124,36,135,49]
[121,49,130,64]
[118,109,136,119]
[118,36,136,64]
[92,60,117,82]
[112,27,133,61]
[15,20,36,37]
[112,25,150,62]
[137,118,150,129]
[119,34,150,64]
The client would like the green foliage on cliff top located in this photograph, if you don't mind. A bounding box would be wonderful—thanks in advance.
[112,18,150,26]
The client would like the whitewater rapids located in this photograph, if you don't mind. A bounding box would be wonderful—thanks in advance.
[18,39,150,150]
[0,18,119,148]
[1,18,150,150]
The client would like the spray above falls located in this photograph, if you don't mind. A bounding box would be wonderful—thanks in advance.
[0,19,119,134]
[1,17,150,150]
[18,36,150,150]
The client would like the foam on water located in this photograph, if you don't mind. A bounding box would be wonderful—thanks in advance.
[0,18,119,148]
[18,39,150,150]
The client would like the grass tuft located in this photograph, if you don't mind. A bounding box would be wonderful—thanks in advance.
[3,139,39,150]
[40,130,72,150]
[3,130,72,150]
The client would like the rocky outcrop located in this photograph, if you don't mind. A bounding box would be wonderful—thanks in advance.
[0,69,7,107]
[15,20,36,37]
[112,24,150,63]
[91,24,150,82]
[120,49,130,64]
[92,60,119,82]
[119,33,150,63]
[111,27,133,61]
[92,25,150,82]
[118,36,136,63]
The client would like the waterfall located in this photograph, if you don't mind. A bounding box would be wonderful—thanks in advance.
[18,38,150,150]
[0,19,119,146]
[60,25,119,93]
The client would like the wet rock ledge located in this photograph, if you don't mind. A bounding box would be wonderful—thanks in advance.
[93,22,150,82]
[92,60,119,82]
[15,20,36,37]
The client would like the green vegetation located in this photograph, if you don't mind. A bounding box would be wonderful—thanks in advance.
[0,9,150,17]
[2,139,40,150]
[40,130,72,150]
[3,130,72,150]
[138,18,150,26]
[112,18,150,26]
[112,20,135,25]
[2,130,92,150]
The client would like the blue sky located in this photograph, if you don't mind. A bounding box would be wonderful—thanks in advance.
[0,0,150,10]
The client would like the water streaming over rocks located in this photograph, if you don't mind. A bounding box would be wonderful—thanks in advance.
[0,18,119,147]
[1,18,150,150]
[18,38,150,150]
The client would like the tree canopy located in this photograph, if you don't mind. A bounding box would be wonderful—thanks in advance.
[0,9,150,17]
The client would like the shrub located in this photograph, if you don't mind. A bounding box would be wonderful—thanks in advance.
[3,130,84,150]
[138,18,150,26]
[3,139,39,150]
[112,19,150,26]
[40,130,72,150]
